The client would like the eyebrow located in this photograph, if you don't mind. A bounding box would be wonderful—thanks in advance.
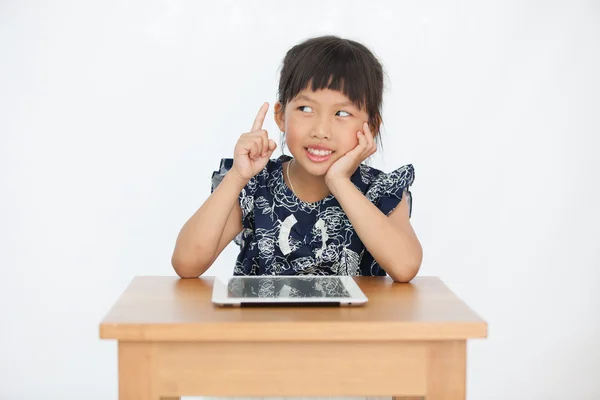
[295,95,355,108]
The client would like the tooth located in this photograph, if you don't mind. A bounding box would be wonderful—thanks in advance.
[308,148,331,156]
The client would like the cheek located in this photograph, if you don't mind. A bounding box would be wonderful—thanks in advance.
[283,126,303,154]
[335,125,360,152]
[283,115,305,147]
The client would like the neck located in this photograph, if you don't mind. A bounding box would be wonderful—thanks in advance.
[287,159,331,203]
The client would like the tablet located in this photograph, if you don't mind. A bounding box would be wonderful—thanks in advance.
[212,275,368,307]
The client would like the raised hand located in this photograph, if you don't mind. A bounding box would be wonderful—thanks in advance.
[325,121,377,185]
[231,102,278,181]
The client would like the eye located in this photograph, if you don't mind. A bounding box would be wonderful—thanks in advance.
[336,110,352,117]
[298,106,313,112]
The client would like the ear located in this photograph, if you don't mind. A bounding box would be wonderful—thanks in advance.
[273,101,286,132]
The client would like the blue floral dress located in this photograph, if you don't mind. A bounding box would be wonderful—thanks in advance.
[211,155,414,277]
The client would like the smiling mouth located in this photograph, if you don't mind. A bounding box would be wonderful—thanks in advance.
[305,147,334,157]
[304,147,335,163]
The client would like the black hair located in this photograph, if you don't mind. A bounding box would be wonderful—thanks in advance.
[276,35,385,147]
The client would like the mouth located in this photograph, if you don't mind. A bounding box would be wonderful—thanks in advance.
[305,147,335,162]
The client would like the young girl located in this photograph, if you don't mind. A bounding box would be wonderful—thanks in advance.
[172,35,422,282]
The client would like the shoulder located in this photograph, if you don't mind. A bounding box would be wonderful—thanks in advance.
[212,156,289,194]
[352,163,415,193]
[351,162,415,217]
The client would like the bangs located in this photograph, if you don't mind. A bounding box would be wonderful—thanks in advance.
[277,36,383,133]
[282,45,373,112]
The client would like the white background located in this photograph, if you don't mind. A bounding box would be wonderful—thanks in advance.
[1,1,599,399]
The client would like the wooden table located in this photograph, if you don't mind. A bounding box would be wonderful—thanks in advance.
[99,276,487,400]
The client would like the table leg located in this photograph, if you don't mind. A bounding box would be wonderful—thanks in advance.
[426,340,466,400]
[119,342,160,400]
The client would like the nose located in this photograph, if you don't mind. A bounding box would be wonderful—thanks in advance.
[311,115,331,140]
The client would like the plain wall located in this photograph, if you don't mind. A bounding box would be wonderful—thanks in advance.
[1,1,599,399]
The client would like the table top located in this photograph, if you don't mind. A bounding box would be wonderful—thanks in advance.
[99,276,487,342]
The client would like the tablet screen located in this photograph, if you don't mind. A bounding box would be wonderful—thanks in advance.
[227,276,352,299]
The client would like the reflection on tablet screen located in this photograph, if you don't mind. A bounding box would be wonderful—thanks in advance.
[227,277,352,298]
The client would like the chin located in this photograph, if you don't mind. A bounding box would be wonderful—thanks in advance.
[300,161,330,176]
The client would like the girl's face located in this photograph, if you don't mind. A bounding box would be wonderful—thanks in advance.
[274,88,371,177]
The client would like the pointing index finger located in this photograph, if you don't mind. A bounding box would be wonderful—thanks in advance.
[251,102,269,132]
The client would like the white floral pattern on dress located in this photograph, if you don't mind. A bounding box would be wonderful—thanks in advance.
[211,155,414,276]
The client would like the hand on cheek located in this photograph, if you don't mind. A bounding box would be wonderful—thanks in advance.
[325,121,377,185]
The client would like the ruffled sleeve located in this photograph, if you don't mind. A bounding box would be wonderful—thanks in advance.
[210,158,234,193]
[365,164,415,217]
[211,158,258,246]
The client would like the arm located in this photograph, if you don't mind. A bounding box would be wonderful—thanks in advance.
[171,171,246,278]
[324,122,422,282]
[327,179,423,282]
[172,102,277,278]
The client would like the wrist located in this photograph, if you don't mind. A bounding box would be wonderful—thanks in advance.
[224,169,250,191]
[325,176,353,195]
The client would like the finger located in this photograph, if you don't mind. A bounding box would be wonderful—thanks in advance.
[363,122,376,155]
[370,139,377,155]
[251,102,269,132]
[268,139,277,153]
[345,131,363,158]
[260,130,269,157]
[254,137,264,157]
[357,130,366,149]
[363,122,374,147]
[249,141,260,159]
[358,131,372,159]
[344,139,363,163]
